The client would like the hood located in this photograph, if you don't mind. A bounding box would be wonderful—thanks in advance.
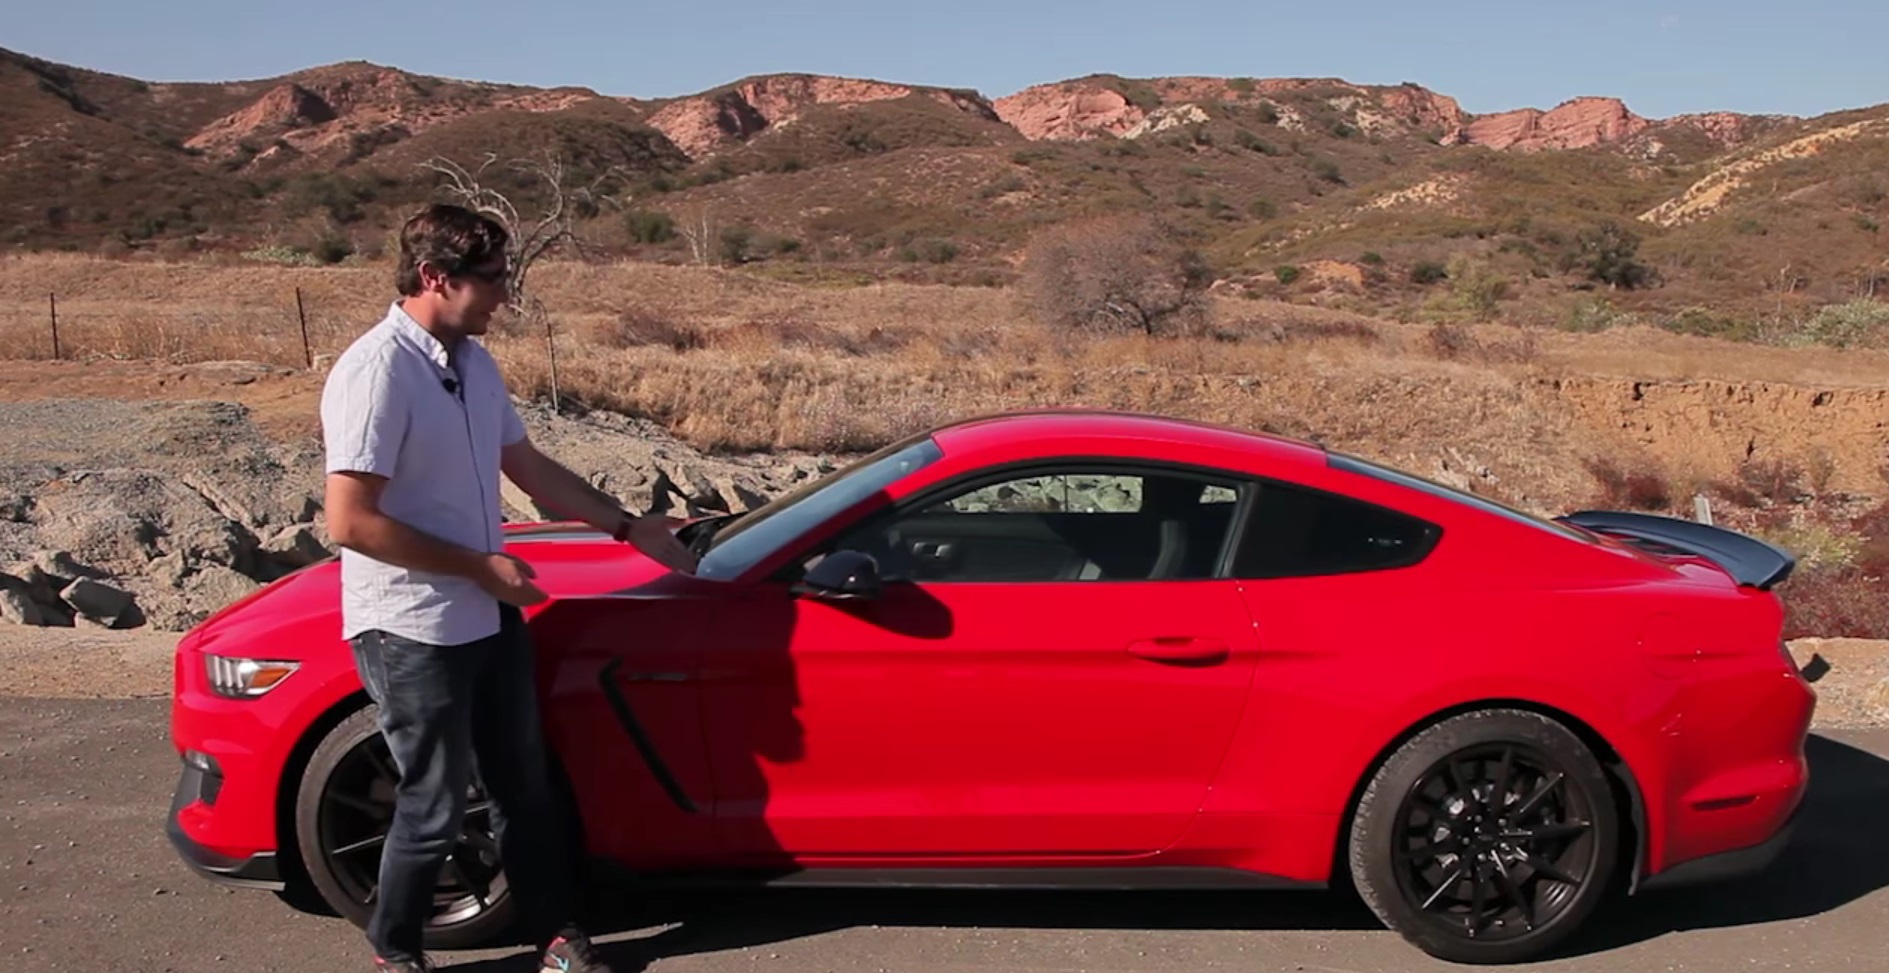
[182,521,681,651]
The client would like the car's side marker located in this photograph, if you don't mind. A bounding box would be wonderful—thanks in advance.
[598,658,700,814]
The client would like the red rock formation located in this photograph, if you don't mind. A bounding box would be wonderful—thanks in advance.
[184,83,334,152]
[1377,84,1470,140]
[992,83,1146,140]
[1460,97,1651,151]
[645,74,1000,158]
[1666,111,1763,146]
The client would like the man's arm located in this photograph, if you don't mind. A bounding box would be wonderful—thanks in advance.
[501,437,699,573]
[499,438,632,531]
[324,471,487,576]
[326,471,546,606]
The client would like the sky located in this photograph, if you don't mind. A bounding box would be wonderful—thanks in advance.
[9,0,1888,120]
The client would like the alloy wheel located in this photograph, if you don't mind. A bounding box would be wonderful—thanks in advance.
[1389,741,1602,943]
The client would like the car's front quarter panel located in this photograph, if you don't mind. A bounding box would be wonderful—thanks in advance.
[170,563,365,864]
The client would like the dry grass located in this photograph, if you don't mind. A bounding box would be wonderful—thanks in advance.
[2,253,1887,517]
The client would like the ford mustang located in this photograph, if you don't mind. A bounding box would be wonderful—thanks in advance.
[166,409,1815,964]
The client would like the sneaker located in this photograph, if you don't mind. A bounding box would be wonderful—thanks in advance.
[541,932,612,972]
[373,957,433,973]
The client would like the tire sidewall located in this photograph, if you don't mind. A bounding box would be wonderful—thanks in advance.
[1348,709,1620,965]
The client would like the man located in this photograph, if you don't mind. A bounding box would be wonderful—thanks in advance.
[320,203,697,973]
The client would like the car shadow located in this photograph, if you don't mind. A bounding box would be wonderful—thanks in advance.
[425,730,1889,971]
[1562,730,1889,956]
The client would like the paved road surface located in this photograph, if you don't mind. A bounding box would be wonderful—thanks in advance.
[3,697,1886,972]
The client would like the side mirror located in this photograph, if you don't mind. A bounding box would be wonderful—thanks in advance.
[790,550,882,601]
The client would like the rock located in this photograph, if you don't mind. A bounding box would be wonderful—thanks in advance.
[60,578,138,629]
[147,552,190,589]
[184,565,262,609]
[260,524,331,569]
[659,461,721,510]
[730,481,771,512]
[0,574,43,626]
[498,476,555,523]
[0,494,30,523]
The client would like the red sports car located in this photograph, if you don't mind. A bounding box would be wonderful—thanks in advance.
[167,410,1815,964]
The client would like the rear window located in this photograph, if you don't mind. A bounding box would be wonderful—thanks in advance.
[1328,452,1593,542]
[1232,480,1441,579]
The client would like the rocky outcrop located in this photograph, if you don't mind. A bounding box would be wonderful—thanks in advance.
[993,83,1146,140]
[995,77,1472,143]
[1459,97,1652,151]
[645,74,1001,158]
[183,62,612,164]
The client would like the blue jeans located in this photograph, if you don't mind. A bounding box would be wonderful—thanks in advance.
[348,604,577,963]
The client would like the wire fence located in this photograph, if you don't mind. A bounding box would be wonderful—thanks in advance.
[0,287,377,369]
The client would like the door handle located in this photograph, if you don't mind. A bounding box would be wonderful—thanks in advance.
[1126,637,1230,665]
[911,540,954,560]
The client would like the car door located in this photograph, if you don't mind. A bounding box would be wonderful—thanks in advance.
[702,464,1263,860]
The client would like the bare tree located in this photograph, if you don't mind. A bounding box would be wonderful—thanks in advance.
[1017,214,1213,337]
[675,203,719,268]
[418,150,627,411]
[418,150,625,312]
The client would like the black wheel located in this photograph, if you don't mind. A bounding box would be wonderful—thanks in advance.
[1348,709,1619,965]
[293,706,518,950]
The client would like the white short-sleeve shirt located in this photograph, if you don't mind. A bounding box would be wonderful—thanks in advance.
[320,301,527,646]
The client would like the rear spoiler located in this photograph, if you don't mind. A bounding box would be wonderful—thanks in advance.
[1555,510,1796,591]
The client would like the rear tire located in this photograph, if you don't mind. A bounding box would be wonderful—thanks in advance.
[292,705,519,951]
[1347,709,1618,965]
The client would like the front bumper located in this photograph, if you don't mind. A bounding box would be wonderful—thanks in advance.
[165,759,285,890]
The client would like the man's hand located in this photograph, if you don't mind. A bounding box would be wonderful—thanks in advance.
[477,552,549,607]
[622,514,700,574]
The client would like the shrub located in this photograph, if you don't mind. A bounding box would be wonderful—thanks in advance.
[1780,567,1889,639]
[1797,299,1889,348]
[1571,221,1656,290]
[590,309,704,352]
[1017,214,1213,338]
[1584,457,1672,511]
[625,209,675,245]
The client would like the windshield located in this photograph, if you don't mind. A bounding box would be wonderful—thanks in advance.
[694,434,945,580]
[1328,452,1594,542]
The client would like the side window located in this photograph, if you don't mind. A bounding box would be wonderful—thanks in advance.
[1232,481,1439,579]
[934,474,1142,514]
[834,468,1241,582]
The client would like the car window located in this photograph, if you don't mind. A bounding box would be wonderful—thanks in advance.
[835,467,1242,583]
[1231,480,1440,579]
[934,473,1143,514]
[1328,451,1591,543]
[697,436,944,580]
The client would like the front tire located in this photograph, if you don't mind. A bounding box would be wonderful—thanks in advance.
[292,705,519,951]
[1347,709,1619,965]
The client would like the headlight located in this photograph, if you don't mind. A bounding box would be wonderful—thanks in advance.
[204,655,299,698]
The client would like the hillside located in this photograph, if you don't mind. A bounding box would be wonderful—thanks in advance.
[5,47,1889,333]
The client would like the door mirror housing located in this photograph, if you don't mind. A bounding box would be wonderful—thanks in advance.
[791,550,883,601]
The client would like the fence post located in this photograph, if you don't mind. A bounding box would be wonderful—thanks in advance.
[294,287,312,369]
[544,311,560,415]
[48,292,60,360]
